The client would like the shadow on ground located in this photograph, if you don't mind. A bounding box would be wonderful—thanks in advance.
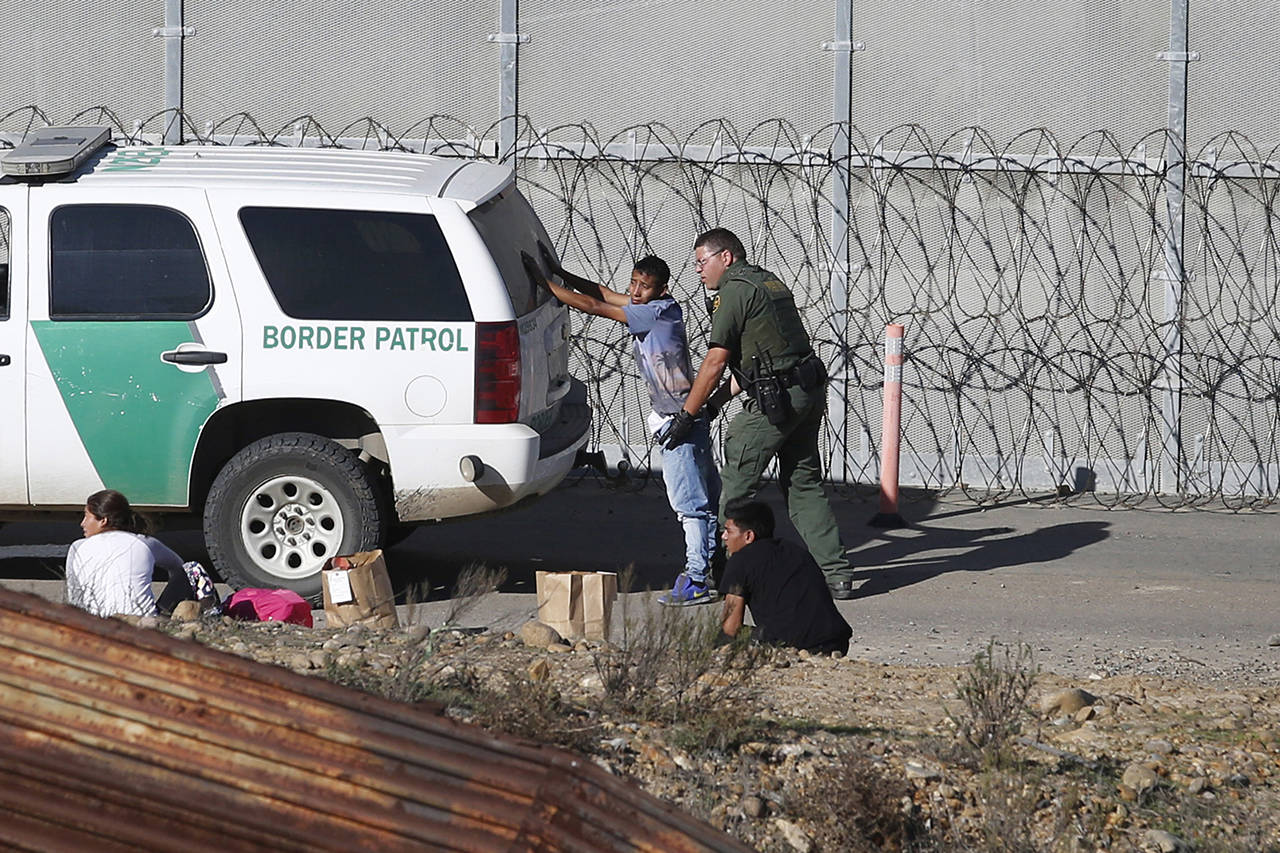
[380,472,1112,604]
[0,472,1112,606]
[850,520,1110,598]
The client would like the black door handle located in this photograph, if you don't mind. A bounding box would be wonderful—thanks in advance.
[162,350,227,365]
[0,354,9,366]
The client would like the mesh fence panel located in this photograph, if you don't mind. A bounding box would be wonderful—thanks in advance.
[1186,0,1280,153]
[184,0,499,138]
[517,0,831,139]
[0,0,163,131]
[850,0,1168,153]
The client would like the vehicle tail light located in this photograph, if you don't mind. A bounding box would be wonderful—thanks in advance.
[475,321,521,424]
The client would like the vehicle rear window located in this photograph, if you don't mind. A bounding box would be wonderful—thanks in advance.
[50,204,212,319]
[468,187,554,317]
[240,207,471,321]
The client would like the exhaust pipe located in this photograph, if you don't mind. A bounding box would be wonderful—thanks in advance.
[459,455,486,482]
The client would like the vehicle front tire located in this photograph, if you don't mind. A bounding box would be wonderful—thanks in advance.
[203,432,387,600]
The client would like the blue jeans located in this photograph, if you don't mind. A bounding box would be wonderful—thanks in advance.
[661,417,721,583]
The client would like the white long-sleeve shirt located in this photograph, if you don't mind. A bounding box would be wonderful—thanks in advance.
[66,530,158,617]
[141,535,184,580]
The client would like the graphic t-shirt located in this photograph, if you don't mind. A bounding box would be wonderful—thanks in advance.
[622,296,693,416]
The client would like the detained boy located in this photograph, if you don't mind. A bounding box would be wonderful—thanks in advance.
[522,247,721,605]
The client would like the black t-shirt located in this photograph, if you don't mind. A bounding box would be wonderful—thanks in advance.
[721,538,853,652]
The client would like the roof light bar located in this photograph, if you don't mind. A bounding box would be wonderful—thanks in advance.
[2,126,112,179]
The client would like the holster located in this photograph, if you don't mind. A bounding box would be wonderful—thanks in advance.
[791,355,827,391]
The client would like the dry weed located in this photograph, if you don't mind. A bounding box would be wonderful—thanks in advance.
[947,639,1038,767]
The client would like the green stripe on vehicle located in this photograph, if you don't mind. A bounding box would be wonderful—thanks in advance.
[32,321,221,505]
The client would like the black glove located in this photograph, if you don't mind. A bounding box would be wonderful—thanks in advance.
[703,380,731,421]
[520,251,547,290]
[538,241,562,276]
[659,410,696,449]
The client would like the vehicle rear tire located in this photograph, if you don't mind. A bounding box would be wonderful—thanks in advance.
[204,432,386,601]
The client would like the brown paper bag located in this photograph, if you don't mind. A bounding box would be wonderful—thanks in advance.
[535,571,617,641]
[322,549,400,629]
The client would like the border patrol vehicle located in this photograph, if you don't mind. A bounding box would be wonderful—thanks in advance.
[0,128,590,597]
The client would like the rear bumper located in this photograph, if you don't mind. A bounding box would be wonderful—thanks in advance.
[386,379,591,522]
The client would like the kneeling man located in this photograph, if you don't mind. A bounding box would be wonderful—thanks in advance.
[719,498,853,655]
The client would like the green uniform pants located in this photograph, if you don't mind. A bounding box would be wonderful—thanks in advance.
[720,383,850,581]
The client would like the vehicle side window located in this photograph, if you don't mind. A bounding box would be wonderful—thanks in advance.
[50,204,212,319]
[0,207,9,320]
[240,207,472,321]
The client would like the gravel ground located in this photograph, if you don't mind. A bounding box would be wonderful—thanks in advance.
[134,607,1280,853]
[10,484,1280,849]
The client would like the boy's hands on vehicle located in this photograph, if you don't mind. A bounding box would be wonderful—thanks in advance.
[520,251,547,289]
[538,242,561,275]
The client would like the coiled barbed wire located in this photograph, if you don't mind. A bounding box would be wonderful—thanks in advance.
[4,107,1278,510]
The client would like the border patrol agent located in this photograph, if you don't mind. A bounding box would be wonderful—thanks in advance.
[662,228,855,600]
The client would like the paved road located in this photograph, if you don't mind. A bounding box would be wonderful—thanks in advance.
[4,473,1278,682]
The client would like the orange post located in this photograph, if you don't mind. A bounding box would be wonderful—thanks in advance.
[870,323,906,528]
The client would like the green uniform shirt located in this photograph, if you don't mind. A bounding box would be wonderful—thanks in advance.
[708,260,812,378]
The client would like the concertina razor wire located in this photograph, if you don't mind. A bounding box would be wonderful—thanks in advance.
[4,107,1280,511]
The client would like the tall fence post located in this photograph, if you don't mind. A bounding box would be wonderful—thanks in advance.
[493,0,524,161]
[1156,0,1196,495]
[156,0,190,144]
[870,324,905,528]
[823,0,860,484]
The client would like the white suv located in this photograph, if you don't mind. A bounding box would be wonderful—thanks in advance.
[0,128,590,597]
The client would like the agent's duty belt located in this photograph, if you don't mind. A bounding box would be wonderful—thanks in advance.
[775,353,827,391]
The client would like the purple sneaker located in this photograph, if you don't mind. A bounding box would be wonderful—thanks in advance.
[658,573,716,607]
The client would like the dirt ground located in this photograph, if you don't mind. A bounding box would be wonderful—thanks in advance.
[148,609,1280,853]
[6,479,1280,850]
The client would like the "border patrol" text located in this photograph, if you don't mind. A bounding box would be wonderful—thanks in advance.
[262,325,470,351]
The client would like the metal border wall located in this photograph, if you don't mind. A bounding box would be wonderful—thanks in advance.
[0,588,749,851]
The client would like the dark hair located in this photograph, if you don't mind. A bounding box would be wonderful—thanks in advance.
[694,228,747,263]
[85,489,152,535]
[724,497,774,539]
[632,254,671,290]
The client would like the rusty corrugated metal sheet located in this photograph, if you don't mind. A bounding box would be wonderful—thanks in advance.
[0,589,753,852]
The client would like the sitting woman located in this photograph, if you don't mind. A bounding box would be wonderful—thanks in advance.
[65,489,194,617]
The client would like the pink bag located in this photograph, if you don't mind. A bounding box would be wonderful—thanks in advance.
[224,588,313,627]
